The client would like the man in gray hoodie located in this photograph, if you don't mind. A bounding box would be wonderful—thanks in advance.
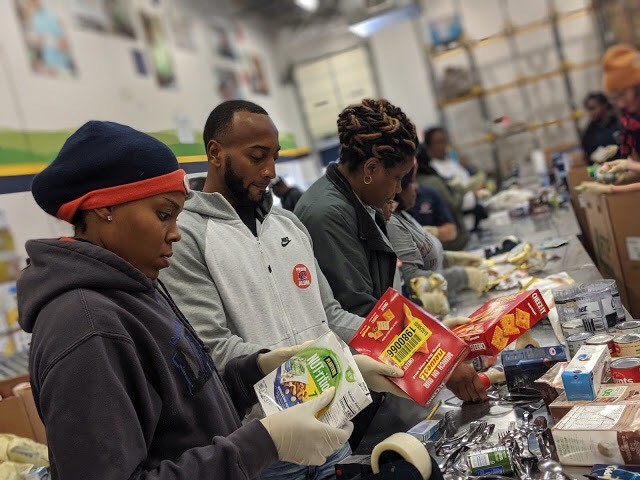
[161,100,408,480]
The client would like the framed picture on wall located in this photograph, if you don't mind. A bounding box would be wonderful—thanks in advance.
[210,25,236,60]
[140,11,176,88]
[71,0,136,38]
[247,53,269,95]
[14,0,77,78]
[215,67,241,101]
[168,4,197,51]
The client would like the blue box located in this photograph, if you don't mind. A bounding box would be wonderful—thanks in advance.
[501,345,567,391]
[561,345,610,401]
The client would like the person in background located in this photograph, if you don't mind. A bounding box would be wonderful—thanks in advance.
[161,100,409,478]
[270,176,303,212]
[578,44,640,193]
[409,182,458,243]
[295,99,488,419]
[581,92,621,165]
[415,143,470,250]
[387,166,488,316]
[423,127,488,233]
[19,121,351,479]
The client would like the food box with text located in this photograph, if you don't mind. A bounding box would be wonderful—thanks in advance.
[552,404,640,466]
[349,288,469,405]
[452,290,549,359]
[549,383,640,423]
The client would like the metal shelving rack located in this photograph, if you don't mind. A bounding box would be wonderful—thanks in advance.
[421,1,601,186]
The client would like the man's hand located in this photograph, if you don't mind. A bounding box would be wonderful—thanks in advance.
[445,363,488,402]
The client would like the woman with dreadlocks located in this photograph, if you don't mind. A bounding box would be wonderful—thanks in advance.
[295,99,488,450]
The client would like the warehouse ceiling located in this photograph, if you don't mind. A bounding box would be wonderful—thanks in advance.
[183,0,345,32]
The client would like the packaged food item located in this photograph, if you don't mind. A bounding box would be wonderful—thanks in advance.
[590,464,640,480]
[586,280,625,324]
[549,383,640,422]
[552,404,640,466]
[533,361,567,406]
[350,288,469,405]
[566,332,594,358]
[466,446,513,475]
[501,345,567,391]
[561,345,611,401]
[452,290,549,359]
[616,321,640,335]
[610,358,640,384]
[578,281,620,332]
[406,419,442,443]
[587,334,616,356]
[613,334,640,357]
[254,332,371,428]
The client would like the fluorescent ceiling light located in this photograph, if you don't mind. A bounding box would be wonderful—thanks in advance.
[348,4,421,37]
[295,0,319,12]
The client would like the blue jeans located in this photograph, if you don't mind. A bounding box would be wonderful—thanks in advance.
[260,442,352,480]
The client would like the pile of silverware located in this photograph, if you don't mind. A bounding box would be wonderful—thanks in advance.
[435,419,495,474]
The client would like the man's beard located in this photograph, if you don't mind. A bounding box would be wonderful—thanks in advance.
[224,155,263,207]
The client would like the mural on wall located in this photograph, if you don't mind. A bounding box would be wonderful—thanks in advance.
[71,0,136,38]
[140,11,176,88]
[215,67,241,101]
[14,0,76,77]
[211,25,236,60]
[247,53,269,95]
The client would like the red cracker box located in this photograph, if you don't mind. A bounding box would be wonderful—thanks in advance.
[349,288,469,405]
[453,289,550,359]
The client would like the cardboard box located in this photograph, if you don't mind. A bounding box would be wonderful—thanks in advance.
[549,383,640,423]
[501,345,567,391]
[561,344,611,401]
[552,404,640,466]
[350,288,469,406]
[533,361,567,406]
[583,191,640,316]
[0,376,46,444]
[452,290,549,359]
[567,167,593,254]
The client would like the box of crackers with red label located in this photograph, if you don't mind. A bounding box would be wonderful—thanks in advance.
[349,288,469,405]
[452,289,549,359]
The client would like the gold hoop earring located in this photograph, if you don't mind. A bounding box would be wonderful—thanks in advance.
[364,175,372,185]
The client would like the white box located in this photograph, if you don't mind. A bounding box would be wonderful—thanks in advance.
[561,345,611,401]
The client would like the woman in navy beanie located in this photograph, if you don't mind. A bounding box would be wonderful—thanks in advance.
[19,121,351,479]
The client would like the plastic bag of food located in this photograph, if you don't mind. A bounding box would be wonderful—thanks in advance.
[254,332,372,428]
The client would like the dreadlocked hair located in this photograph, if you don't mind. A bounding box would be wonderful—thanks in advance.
[338,99,418,172]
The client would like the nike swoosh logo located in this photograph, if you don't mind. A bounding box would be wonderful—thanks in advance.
[281,237,291,247]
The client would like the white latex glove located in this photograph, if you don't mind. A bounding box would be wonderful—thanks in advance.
[260,387,354,466]
[574,182,613,194]
[464,267,489,293]
[599,158,628,174]
[446,251,484,267]
[476,188,492,200]
[257,341,314,375]
[591,145,619,164]
[353,354,412,400]
[466,171,486,192]
[422,225,439,237]
[419,290,450,316]
[442,316,471,329]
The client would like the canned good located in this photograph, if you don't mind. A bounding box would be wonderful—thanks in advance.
[614,334,640,357]
[467,446,513,476]
[586,334,616,356]
[589,279,626,323]
[561,318,585,338]
[616,321,640,336]
[566,332,594,358]
[553,286,581,324]
[578,281,621,330]
[610,357,640,384]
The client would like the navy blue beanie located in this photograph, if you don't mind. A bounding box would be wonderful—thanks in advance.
[32,121,188,222]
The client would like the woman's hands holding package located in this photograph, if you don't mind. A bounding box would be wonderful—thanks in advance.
[260,387,353,465]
